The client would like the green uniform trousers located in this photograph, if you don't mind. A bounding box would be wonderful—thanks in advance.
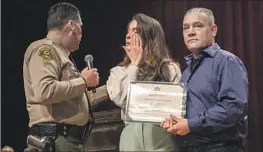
[119,123,176,151]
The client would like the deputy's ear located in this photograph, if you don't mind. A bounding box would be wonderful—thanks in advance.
[211,24,217,37]
[63,20,74,32]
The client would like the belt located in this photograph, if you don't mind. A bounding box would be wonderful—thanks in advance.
[29,122,86,140]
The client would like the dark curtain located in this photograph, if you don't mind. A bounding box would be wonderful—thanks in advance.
[135,1,263,152]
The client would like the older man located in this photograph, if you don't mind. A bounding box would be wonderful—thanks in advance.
[162,7,248,152]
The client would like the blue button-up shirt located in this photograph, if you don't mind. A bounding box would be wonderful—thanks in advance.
[177,43,248,146]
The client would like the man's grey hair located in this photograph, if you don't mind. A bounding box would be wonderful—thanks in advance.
[185,7,215,26]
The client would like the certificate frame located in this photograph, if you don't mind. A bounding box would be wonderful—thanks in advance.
[124,81,187,124]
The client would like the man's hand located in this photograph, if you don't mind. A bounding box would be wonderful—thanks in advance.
[80,68,99,87]
[161,115,190,136]
[160,116,174,129]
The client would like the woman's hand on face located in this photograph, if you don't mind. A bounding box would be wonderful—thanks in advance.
[123,34,143,65]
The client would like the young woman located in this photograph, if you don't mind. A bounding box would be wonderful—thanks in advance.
[106,13,181,151]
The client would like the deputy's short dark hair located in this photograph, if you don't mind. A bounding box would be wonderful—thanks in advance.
[47,2,80,31]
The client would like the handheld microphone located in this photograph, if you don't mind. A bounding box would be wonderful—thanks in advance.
[84,54,96,93]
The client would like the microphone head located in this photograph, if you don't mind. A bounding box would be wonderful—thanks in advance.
[84,54,93,63]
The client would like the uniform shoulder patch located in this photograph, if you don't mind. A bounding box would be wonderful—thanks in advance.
[38,44,55,60]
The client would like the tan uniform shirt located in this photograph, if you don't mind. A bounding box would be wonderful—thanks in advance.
[106,63,182,119]
[23,38,89,127]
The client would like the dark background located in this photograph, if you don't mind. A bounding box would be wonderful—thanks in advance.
[2,0,263,151]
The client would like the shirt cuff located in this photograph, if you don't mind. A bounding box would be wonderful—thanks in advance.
[71,77,87,94]
[188,115,201,133]
[127,64,139,80]
[81,76,88,87]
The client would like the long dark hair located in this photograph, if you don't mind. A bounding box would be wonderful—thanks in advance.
[119,13,177,82]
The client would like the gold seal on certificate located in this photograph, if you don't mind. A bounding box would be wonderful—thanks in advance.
[124,81,187,124]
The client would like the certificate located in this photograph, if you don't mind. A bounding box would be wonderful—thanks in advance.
[124,81,187,124]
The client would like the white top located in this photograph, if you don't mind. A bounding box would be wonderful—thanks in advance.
[106,63,182,119]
